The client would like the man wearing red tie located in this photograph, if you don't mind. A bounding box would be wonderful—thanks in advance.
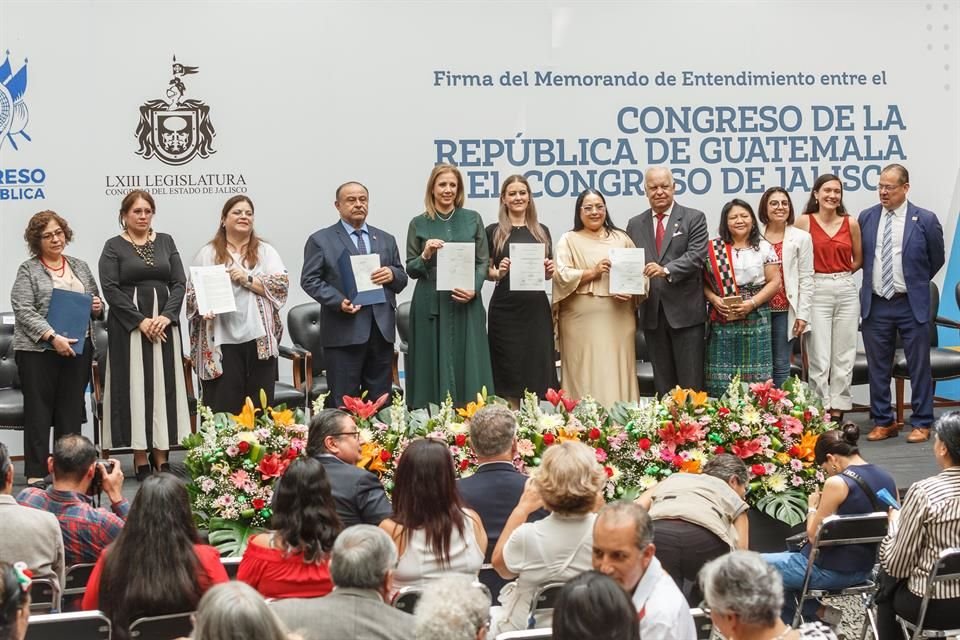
[860,164,945,443]
[626,167,710,395]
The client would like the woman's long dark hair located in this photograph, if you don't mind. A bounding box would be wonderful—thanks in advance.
[572,189,619,233]
[553,571,639,640]
[814,423,861,465]
[271,457,342,562]
[99,474,202,640]
[391,438,466,567]
[719,198,762,248]
[803,173,848,215]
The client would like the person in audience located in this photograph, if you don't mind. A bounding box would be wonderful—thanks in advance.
[0,443,63,589]
[552,570,639,640]
[16,434,127,567]
[270,525,414,640]
[553,188,639,406]
[877,411,960,638]
[759,187,814,387]
[456,405,546,600]
[484,174,558,406]
[701,551,837,639]
[380,438,486,592]
[187,582,301,640]
[186,195,289,414]
[99,190,190,480]
[703,198,782,397]
[0,562,31,640]
[239,457,341,598]
[304,408,391,526]
[413,577,491,640]
[636,453,750,606]
[592,500,695,640]
[763,423,897,625]
[81,474,228,640]
[491,441,604,634]
[405,163,495,407]
[794,174,862,423]
[11,210,103,488]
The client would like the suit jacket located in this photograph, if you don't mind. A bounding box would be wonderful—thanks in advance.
[626,203,709,330]
[858,202,944,323]
[271,588,414,640]
[301,222,408,347]
[0,494,65,587]
[763,225,814,342]
[316,454,393,527]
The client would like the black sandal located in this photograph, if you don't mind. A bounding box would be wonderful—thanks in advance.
[135,465,152,482]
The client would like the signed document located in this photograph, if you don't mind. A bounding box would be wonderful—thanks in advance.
[609,248,647,295]
[190,265,237,315]
[437,242,475,291]
[508,243,546,291]
[350,254,382,293]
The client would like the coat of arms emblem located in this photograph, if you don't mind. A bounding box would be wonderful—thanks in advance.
[0,51,30,151]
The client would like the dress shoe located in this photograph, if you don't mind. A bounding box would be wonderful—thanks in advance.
[866,424,900,441]
[906,428,931,443]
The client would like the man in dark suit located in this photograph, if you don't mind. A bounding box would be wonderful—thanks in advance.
[302,182,407,405]
[306,408,391,526]
[626,167,710,394]
[457,405,545,600]
[860,164,945,443]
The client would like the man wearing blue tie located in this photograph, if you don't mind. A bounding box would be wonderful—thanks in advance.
[860,164,945,443]
[302,182,408,406]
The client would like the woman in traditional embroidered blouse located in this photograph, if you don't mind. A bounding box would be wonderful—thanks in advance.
[186,196,288,415]
[703,199,781,398]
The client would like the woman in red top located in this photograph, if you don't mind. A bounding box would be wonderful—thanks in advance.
[82,474,228,640]
[237,457,341,599]
[794,174,863,421]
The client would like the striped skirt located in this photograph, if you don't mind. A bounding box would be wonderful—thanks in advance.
[705,285,773,398]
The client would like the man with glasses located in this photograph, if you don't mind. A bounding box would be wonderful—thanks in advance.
[303,408,391,526]
[860,164,945,443]
[626,166,710,395]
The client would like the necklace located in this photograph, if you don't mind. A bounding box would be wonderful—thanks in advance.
[125,233,156,267]
[39,256,66,276]
[768,624,793,640]
[436,208,455,222]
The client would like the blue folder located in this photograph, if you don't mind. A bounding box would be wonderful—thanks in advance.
[46,289,93,354]
[337,250,386,306]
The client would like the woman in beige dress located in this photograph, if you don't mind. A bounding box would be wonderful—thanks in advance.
[553,189,639,406]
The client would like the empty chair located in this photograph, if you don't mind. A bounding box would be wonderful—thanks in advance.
[392,586,422,614]
[61,562,97,610]
[128,612,194,640]
[25,610,111,640]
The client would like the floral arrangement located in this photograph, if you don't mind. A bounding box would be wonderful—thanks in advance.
[182,392,309,555]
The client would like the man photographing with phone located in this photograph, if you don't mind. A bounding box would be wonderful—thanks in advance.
[17,434,128,566]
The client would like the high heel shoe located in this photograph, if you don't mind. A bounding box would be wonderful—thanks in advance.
[135,465,152,482]
[159,463,171,474]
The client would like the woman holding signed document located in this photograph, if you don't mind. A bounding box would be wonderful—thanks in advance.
[703,199,782,398]
[186,195,289,415]
[552,189,639,407]
[405,164,494,407]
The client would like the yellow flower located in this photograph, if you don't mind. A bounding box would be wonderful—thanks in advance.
[456,396,486,419]
[671,387,689,406]
[798,432,819,462]
[775,452,792,465]
[557,427,580,443]
[269,407,295,427]
[680,459,702,473]
[233,397,259,430]
[690,391,708,407]
[357,442,388,475]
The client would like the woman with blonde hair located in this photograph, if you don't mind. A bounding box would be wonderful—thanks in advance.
[405,164,494,406]
[485,175,557,406]
[491,440,606,633]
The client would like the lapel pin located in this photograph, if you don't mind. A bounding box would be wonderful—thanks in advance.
[911,216,918,221]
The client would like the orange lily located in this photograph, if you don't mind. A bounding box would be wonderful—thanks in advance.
[233,397,259,430]
[456,398,485,419]
[269,407,295,427]
[671,388,689,406]
[557,427,580,443]
[680,458,702,473]
[357,441,389,475]
[797,432,819,462]
[690,391,709,407]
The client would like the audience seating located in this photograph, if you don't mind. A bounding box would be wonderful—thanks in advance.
[29,577,61,614]
[0,316,24,440]
[283,302,330,407]
[221,556,241,580]
[392,586,422,614]
[634,329,656,396]
[495,630,552,640]
[527,582,565,629]
[792,512,889,630]
[61,562,97,610]
[25,610,111,640]
[690,607,714,640]
[128,611,194,639]
[896,547,960,640]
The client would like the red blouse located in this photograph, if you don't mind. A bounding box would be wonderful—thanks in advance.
[807,214,853,274]
[236,538,333,599]
[82,543,228,610]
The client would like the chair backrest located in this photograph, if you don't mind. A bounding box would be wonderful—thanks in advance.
[635,328,650,361]
[690,607,714,640]
[0,328,20,389]
[63,562,97,598]
[929,281,940,347]
[128,611,195,639]
[392,586,422,614]
[925,547,960,591]
[528,581,565,619]
[286,302,326,375]
[814,512,889,547]
[495,629,553,640]
[396,301,411,349]
[92,320,108,384]
[221,556,241,580]
[29,578,61,614]
[25,610,111,640]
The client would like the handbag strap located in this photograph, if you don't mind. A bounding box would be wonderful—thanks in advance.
[841,468,883,512]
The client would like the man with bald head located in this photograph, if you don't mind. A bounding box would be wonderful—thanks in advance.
[626,167,709,394]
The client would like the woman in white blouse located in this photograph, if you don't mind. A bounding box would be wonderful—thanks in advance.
[186,196,289,414]
[703,199,782,398]
[759,187,814,388]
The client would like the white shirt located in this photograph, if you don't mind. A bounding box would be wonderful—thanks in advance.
[872,200,908,295]
[732,240,780,287]
[631,557,697,640]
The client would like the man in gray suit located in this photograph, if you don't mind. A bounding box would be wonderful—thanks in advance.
[626,167,709,395]
[302,182,408,406]
[271,525,414,640]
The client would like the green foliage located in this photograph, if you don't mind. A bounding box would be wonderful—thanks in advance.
[755,490,809,527]
[207,517,264,557]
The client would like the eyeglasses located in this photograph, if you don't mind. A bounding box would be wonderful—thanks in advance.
[581,204,606,213]
[877,184,903,193]
[768,201,790,209]
[41,229,65,241]
[335,431,360,440]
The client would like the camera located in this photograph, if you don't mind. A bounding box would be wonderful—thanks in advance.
[88,459,116,496]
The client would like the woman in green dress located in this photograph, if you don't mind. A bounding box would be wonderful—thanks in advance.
[405,164,495,407]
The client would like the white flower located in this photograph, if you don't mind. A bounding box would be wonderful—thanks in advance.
[765,472,788,493]
[638,476,659,490]
[537,414,564,431]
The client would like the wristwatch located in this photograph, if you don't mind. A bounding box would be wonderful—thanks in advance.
[246,275,254,288]
[47,332,58,343]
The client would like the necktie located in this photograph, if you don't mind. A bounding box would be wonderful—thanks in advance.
[655,214,665,254]
[879,210,895,299]
[353,230,367,254]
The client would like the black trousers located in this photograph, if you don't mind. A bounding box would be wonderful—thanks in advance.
[877,581,960,639]
[200,341,276,415]
[16,342,92,478]
[324,321,393,408]
[653,518,730,607]
[645,307,705,395]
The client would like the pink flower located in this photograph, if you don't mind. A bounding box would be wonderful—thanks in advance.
[732,439,762,459]
[230,469,250,489]
[781,416,804,436]
[215,494,235,507]
[289,437,306,452]
[226,445,240,458]
[200,478,215,492]
[595,448,608,463]
[516,439,534,457]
